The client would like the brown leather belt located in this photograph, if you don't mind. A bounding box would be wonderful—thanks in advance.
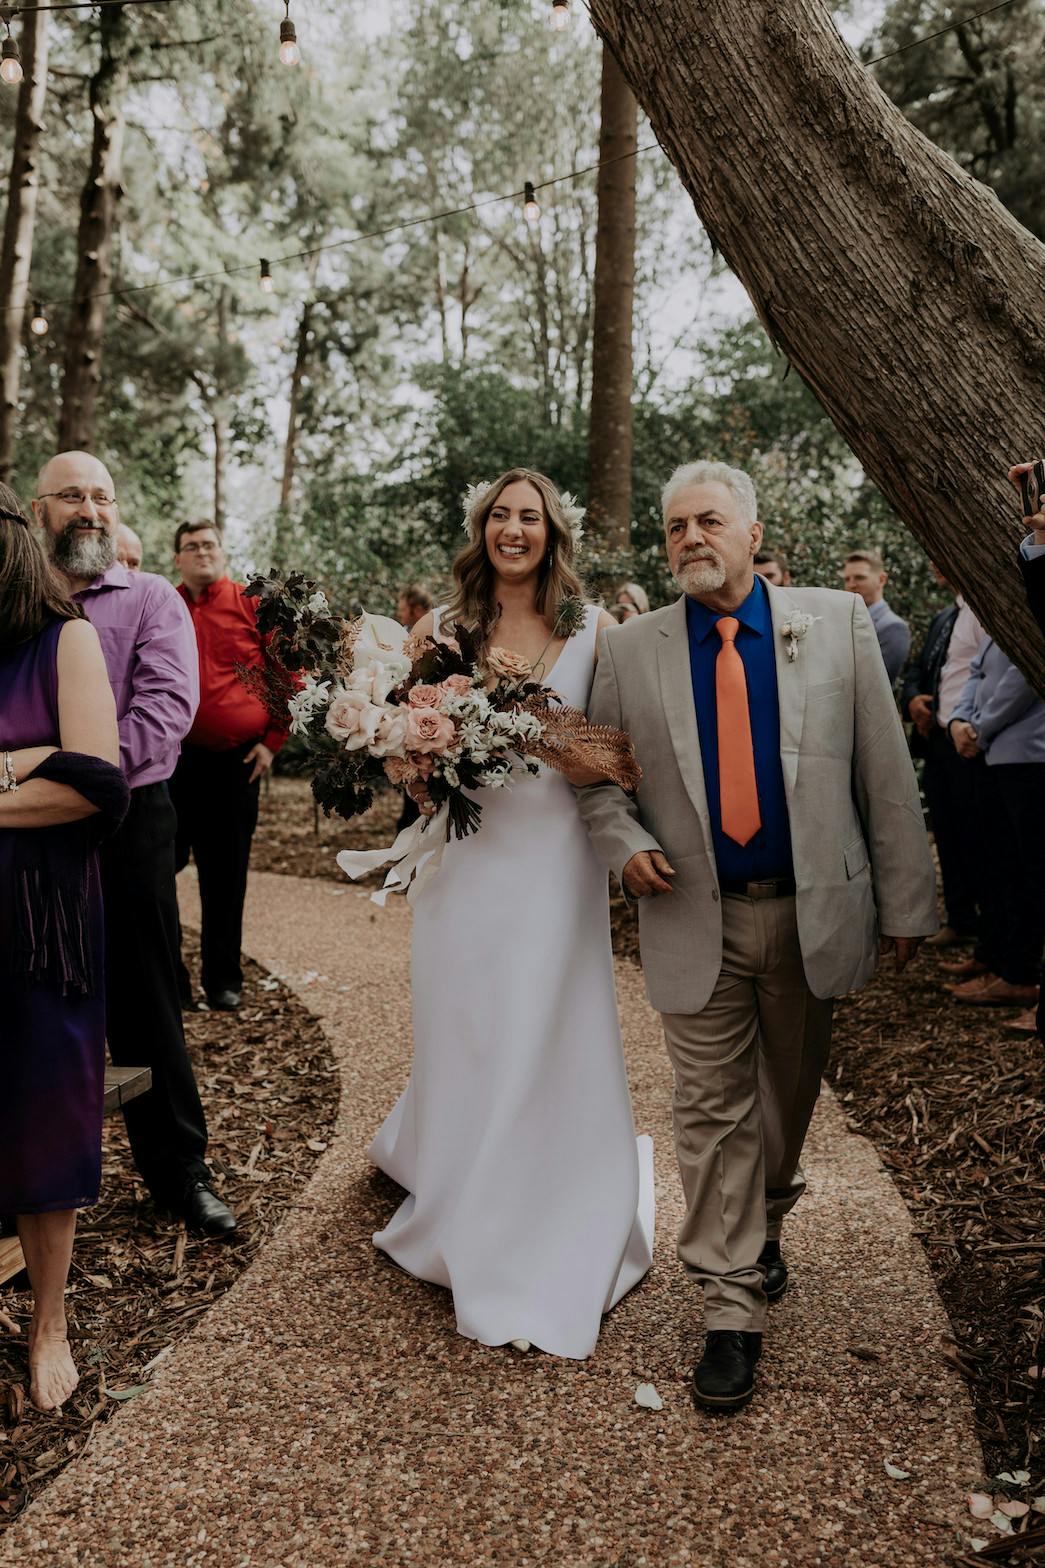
[719,876,796,900]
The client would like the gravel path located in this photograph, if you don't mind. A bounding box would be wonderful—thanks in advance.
[2,870,982,1568]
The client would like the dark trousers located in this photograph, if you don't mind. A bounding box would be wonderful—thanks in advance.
[973,761,1045,988]
[170,742,260,1000]
[923,728,980,937]
[99,783,209,1204]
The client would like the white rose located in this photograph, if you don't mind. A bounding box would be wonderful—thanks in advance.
[325,687,385,750]
[369,706,410,759]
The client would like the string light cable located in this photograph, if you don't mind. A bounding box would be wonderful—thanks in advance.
[19,143,661,320]
[864,0,1024,64]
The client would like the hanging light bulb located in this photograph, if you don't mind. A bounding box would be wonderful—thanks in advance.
[550,0,569,32]
[259,258,275,294]
[29,300,48,337]
[0,33,23,86]
[279,0,300,65]
[523,181,540,225]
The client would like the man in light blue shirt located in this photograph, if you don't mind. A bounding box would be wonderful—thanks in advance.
[842,548,911,683]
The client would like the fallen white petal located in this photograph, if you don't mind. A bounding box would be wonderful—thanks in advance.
[999,1500,1029,1519]
[884,1461,911,1480]
[990,1512,1014,1534]
[635,1382,664,1411]
[968,1493,994,1519]
[997,1469,1031,1485]
[1032,1496,1045,1514]
[969,1540,988,1553]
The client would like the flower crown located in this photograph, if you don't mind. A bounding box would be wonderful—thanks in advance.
[462,480,585,552]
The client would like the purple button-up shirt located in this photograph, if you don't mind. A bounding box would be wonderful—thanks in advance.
[75,563,200,788]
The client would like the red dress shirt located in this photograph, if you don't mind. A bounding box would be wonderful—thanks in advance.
[177,576,287,754]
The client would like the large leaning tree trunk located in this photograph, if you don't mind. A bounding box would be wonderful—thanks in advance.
[588,0,1045,689]
[0,8,50,481]
[58,2,129,451]
[588,45,637,555]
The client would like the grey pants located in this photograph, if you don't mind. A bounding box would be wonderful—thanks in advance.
[661,893,834,1331]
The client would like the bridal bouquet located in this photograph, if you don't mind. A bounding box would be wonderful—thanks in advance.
[240,572,640,902]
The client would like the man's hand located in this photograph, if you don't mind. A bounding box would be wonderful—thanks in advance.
[622,849,676,898]
[880,935,924,972]
[907,693,933,737]
[949,719,981,760]
[1008,461,1045,543]
[244,742,274,783]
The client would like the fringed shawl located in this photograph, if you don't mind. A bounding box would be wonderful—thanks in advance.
[5,751,129,996]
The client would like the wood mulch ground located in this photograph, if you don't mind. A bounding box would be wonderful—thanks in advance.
[255,776,1045,1510]
[0,928,338,1534]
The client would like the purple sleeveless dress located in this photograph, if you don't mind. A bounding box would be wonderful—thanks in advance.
[0,618,106,1214]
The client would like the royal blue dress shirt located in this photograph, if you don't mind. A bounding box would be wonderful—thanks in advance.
[685,577,794,885]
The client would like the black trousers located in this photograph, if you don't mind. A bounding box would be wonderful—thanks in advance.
[170,742,260,1000]
[922,728,981,937]
[973,760,1045,988]
[99,783,209,1204]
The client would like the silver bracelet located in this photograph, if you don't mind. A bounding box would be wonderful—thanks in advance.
[0,752,18,793]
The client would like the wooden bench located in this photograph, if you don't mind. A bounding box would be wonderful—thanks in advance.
[0,1065,152,1287]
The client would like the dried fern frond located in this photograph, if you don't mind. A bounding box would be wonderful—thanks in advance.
[235,661,297,727]
[516,696,642,792]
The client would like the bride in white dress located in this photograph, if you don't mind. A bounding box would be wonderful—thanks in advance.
[369,468,654,1360]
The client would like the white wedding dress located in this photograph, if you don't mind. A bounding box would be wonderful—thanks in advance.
[369,604,654,1359]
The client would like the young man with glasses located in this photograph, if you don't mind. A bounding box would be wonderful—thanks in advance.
[32,452,236,1238]
[170,520,290,1013]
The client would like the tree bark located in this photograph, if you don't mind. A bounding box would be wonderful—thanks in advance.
[0,9,49,481]
[280,297,313,513]
[588,46,637,553]
[588,0,1045,688]
[58,3,129,452]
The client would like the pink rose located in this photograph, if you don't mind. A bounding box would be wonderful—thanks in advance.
[485,645,533,683]
[325,689,384,751]
[408,683,442,709]
[406,708,456,755]
[439,674,473,698]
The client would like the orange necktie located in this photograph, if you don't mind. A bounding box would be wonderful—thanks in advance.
[714,617,762,847]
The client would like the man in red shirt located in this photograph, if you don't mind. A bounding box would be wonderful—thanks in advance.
[171,520,288,1011]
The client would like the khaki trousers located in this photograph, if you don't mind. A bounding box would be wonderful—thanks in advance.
[661,893,833,1331]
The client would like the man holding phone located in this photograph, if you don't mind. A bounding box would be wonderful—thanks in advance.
[1009,459,1045,636]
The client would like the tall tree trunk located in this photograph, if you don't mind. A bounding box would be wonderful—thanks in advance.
[588,47,637,552]
[212,286,230,530]
[280,298,313,512]
[58,3,128,451]
[588,0,1045,688]
[0,9,50,481]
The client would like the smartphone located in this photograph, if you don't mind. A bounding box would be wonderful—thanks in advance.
[1018,459,1045,518]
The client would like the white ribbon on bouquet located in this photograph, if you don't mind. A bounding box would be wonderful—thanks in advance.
[336,801,450,908]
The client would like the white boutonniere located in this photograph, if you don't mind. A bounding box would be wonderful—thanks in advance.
[780,610,819,662]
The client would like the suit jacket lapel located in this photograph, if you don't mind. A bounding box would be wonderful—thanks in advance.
[766,582,806,799]
[656,596,713,854]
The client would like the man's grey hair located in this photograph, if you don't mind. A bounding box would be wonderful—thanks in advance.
[661,461,758,524]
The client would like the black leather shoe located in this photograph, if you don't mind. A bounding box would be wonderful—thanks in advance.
[180,1181,237,1237]
[759,1240,789,1301]
[692,1330,762,1411]
[206,989,242,1011]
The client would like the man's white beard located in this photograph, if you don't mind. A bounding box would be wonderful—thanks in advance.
[48,522,116,580]
[673,552,726,596]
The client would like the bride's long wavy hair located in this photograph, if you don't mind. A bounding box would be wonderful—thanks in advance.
[443,468,586,645]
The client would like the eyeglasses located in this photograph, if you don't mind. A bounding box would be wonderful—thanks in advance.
[177,541,222,555]
[36,488,117,508]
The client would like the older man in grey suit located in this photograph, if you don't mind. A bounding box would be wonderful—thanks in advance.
[579,461,937,1412]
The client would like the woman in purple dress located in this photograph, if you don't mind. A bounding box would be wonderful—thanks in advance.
[0,486,128,1411]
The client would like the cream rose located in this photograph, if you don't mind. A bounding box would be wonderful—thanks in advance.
[486,646,533,683]
[370,707,409,759]
[406,708,456,755]
[325,688,384,751]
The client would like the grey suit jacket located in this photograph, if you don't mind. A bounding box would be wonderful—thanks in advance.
[579,584,938,1015]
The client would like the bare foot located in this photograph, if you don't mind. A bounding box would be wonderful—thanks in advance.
[29,1330,79,1411]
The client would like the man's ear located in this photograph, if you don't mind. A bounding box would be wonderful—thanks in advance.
[750,520,764,554]
[880,571,888,590]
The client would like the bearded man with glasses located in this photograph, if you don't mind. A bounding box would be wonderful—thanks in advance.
[32,452,236,1238]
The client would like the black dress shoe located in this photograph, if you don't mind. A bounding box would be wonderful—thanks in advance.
[759,1240,789,1301]
[181,1181,237,1237]
[692,1330,762,1411]
[206,988,242,1011]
